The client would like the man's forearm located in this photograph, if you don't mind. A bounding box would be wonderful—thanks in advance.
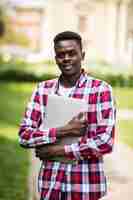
[56,113,87,138]
[56,126,70,138]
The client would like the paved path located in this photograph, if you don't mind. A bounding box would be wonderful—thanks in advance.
[117,109,133,119]
[101,143,133,200]
[29,109,133,200]
[101,109,133,200]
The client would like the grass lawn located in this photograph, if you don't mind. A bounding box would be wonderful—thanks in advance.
[0,82,34,200]
[0,82,132,200]
[118,119,133,148]
[113,87,133,109]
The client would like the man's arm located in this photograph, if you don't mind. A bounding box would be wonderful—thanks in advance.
[18,83,57,148]
[19,83,87,148]
[64,82,116,160]
[35,113,87,160]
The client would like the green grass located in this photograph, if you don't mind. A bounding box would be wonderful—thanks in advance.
[118,120,133,148]
[0,82,34,200]
[113,87,133,109]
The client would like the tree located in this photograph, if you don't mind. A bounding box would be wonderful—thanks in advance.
[0,6,29,47]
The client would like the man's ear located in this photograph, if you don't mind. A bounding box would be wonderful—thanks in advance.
[82,51,85,60]
[55,56,58,64]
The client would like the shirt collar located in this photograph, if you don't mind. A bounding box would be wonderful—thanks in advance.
[54,68,88,94]
[75,68,88,88]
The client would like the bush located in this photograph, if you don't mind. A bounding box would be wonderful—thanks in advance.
[90,73,133,87]
[128,75,133,87]
[0,69,133,87]
[0,69,57,82]
[0,59,133,87]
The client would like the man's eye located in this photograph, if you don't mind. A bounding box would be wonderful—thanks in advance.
[69,51,76,56]
[57,53,65,58]
[56,51,76,59]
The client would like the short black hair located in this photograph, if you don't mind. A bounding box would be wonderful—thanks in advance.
[54,31,82,49]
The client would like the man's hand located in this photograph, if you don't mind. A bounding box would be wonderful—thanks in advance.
[35,112,88,161]
[35,143,65,160]
[57,112,87,138]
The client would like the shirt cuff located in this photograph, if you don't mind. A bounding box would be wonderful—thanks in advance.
[64,143,82,160]
[49,128,57,143]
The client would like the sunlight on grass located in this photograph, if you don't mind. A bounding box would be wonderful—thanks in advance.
[0,82,33,200]
[0,123,18,140]
[118,120,133,148]
[7,82,35,93]
[114,87,133,109]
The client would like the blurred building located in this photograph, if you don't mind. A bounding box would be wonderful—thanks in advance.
[2,0,133,65]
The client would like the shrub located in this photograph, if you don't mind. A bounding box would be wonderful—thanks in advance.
[90,73,133,87]
[0,69,57,82]
[0,59,133,87]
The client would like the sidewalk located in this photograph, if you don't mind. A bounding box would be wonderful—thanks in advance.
[117,109,133,119]
[102,143,133,200]
[101,109,133,200]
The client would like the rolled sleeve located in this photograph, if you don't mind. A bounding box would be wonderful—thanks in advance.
[18,83,57,148]
[64,83,116,160]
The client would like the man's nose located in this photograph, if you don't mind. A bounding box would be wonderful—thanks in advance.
[64,53,70,61]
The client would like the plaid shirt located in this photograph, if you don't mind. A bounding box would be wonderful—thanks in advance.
[19,70,116,200]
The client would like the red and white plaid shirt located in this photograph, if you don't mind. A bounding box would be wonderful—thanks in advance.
[19,70,116,200]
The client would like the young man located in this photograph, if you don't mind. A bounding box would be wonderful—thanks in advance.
[19,31,116,200]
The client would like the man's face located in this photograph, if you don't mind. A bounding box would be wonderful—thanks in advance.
[55,39,85,77]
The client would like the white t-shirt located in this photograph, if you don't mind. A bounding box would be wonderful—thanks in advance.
[58,83,75,97]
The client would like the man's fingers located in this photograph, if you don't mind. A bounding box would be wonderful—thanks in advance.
[35,146,53,158]
[37,155,49,160]
[72,112,87,122]
[35,151,49,159]
[35,148,41,155]
[35,148,46,157]
[35,150,41,157]
[77,112,84,120]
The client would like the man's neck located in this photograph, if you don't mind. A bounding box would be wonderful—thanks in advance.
[60,72,80,88]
